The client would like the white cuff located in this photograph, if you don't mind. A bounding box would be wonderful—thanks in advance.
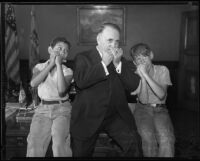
[116,61,122,74]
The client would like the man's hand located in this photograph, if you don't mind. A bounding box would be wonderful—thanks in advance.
[112,48,123,67]
[102,51,113,66]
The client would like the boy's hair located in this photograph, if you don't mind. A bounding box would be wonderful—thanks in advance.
[97,22,121,34]
[130,43,151,60]
[49,37,71,49]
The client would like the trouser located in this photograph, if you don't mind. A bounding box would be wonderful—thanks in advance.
[71,113,142,157]
[26,101,72,157]
[134,103,175,157]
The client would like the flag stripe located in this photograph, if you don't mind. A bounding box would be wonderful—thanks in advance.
[6,46,19,69]
[5,34,17,63]
[5,27,11,46]
[5,3,20,83]
[9,62,19,79]
[5,32,16,60]
[7,61,19,76]
[6,50,19,73]
[6,59,20,83]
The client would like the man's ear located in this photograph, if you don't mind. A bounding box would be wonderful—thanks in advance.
[48,46,53,55]
[150,51,154,60]
[96,33,101,44]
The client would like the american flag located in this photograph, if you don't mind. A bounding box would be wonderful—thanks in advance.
[29,5,39,71]
[5,3,20,83]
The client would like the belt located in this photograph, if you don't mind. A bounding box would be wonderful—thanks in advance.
[138,101,166,108]
[41,99,69,105]
[148,103,166,108]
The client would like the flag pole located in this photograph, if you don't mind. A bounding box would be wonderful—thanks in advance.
[29,4,39,72]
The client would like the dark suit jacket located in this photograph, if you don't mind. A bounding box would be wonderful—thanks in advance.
[70,48,140,139]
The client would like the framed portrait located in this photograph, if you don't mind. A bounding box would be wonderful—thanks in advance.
[77,6,125,45]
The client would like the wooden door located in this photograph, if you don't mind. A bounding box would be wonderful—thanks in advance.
[178,10,199,111]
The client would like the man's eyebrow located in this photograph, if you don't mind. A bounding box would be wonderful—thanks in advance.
[108,38,113,41]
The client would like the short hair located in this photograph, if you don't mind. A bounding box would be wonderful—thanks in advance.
[130,43,151,60]
[97,22,121,34]
[49,37,71,49]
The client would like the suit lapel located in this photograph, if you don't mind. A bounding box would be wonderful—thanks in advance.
[91,48,102,63]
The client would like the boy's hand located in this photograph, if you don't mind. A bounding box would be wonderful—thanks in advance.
[135,64,147,80]
[138,64,146,74]
[55,55,62,66]
[135,67,143,78]
[131,91,137,95]
[49,51,59,67]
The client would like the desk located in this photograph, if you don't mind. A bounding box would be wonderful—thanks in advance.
[6,109,30,159]
[5,109,54,159]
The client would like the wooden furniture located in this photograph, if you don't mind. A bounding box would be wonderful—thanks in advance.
[6,109,30,159]
[5,108,54,159]
[178,10,199,111]
[5,109,122,159]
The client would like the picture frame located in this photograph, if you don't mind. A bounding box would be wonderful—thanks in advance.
[77,6,125,45]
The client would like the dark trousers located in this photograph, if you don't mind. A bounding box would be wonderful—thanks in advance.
[71,113,143,157]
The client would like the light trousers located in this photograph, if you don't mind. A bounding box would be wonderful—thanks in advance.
[26,101,72,157]
[133,103,175,157]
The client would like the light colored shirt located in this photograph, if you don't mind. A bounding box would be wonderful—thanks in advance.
[134,65,172,104]
[33,60,73,101]
[96,46,122,75]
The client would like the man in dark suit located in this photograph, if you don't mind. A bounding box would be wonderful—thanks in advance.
[70,23,142,157]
